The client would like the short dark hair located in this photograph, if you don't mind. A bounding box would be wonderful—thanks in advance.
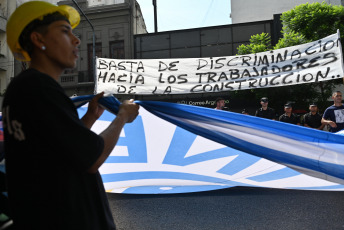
[332,91,342,97]
[19,12,69,58]
[260,97,268,102]
[215,98,225,103]
[284,103,292,108]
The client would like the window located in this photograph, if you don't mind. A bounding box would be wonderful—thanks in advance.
[109,41,125,59]
[60,76,74,83]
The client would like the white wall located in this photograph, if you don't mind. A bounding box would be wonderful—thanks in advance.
[231,0,342,24]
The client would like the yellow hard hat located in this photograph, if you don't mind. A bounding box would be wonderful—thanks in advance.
[6,1,80,61]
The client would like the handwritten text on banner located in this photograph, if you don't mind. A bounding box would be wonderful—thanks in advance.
[96,33,344,95]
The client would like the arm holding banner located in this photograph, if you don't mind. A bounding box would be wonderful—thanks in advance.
[81,92,105,129]
[88,99,139,173]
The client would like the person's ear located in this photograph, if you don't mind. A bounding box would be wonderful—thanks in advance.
[30,31,45,51]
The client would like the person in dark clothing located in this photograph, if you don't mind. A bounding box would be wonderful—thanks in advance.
[302,103,325,130]
[279,103,300,125]
[215,97,226,110]
[255,97,276,120]
[241,109,249,115]
[3,2,139,229]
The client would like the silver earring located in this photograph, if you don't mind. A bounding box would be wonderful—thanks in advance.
[42,46,46,50]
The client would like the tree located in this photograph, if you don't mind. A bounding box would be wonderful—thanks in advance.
[236,2,344,113]
[237,33,272,55]
[273,31,307,50]
[281,2,344,42]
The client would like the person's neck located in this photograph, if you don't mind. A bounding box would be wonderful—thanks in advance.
[30,56,63,81]
[262,105,268,110]
[334,102,342,107]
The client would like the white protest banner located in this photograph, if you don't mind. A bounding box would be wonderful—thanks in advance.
[96,32,344,95]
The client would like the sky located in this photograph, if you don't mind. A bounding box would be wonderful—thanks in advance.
[136,0,232,33]
[17,0,232,33]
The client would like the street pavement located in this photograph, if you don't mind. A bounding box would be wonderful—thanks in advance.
[107,186,344,230]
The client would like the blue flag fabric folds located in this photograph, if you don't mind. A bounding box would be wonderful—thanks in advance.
[138,100,344,184]
[72,95,344,191]
[71,94,121,115]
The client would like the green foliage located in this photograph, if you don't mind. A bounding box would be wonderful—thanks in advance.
[273,31,307,49]
[281,2,344,41]
[238,31,307,53]
[237,33,271,55]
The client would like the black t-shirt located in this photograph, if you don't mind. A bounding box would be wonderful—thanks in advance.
[279,113,300,125]
[303,112,322,128]
[255,107,276,119]
[2,69,115,230]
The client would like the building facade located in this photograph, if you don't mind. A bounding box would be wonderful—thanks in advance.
[59,0,279,108]
[55,0,147,96]
[132,18,281,110]
[0,0,16,97]
[231,0,343,24]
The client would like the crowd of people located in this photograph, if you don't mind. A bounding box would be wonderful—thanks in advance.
[214,91,344,133]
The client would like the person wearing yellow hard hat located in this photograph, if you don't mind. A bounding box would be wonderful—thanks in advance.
[3,1,139,229]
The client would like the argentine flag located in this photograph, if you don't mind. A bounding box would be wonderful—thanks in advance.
[73,95,344,194]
